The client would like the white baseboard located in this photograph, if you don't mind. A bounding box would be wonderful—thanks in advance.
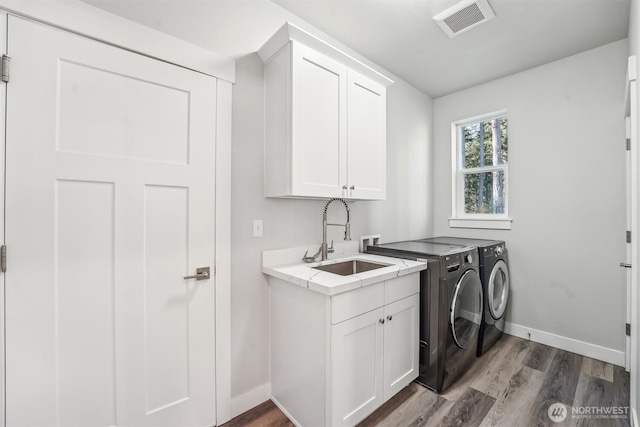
[505,322,626,367]
[271,396,302,427]
[229,382,272,419]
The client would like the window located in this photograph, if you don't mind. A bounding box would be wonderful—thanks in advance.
[451,111,511,229]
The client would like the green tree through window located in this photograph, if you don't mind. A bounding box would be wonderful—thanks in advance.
[458,116,508,215]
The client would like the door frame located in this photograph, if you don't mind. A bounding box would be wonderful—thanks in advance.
[0,1,235,425]
[626,54,638,427]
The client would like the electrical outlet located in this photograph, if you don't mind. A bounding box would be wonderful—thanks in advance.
[253,220,263,238]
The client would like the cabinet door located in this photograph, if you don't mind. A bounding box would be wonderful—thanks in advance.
[291,42,347,198]
[331,307,384,427]
[383,294,420,400]
[346,71,386,200]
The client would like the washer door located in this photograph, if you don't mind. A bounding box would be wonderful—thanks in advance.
[450,269,483,349]
[488,259,509,319]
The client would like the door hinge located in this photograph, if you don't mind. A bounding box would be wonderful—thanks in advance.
[627,230,632,244]
[627,323,631,336]
[627,138,631,151]
[1,55,10,83]
[1,245,6,273]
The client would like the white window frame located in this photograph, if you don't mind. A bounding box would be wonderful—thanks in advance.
[450,110,512,230]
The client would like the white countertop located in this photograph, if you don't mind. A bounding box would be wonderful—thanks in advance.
[262,242,428,296]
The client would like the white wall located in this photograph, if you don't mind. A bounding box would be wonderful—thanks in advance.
[433,40,628,361]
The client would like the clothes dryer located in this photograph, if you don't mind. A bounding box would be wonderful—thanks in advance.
[419,237,510,356]
[366,241,483,393]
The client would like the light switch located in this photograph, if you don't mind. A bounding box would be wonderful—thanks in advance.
[253,220,263,237]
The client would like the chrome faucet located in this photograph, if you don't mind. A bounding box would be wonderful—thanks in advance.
[303,198,351,262]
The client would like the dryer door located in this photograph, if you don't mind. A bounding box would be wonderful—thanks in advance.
[488,259,510,320]
[450,269,483,349]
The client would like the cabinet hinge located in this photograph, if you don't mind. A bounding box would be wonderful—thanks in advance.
[627,138,631,151]
[1,245,6,273]
[1,55,10,83]
[627,323,631,336]
[627,231,632,244]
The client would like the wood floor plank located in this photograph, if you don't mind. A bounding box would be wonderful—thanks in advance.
[386,383,454,427]
[479,365,546,427]
[582,357,614,382]
[439,387,496,427]
[440,335,513,402]
[572,372,630,427]
[612,365,631,426]
[221,400,295,427]
[526,349,583,426]
[408,396,454,427]
[357,382,427,427]
[470,335,531,398]
[523,341,557,373]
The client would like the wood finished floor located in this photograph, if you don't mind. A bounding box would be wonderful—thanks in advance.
[221,335,630,427]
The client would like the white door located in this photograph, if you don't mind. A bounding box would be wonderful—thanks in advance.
[383,294,419,400]
[291,42,347,198]
[331,307,384,427]
[346,71,386,200]
[5,15,217,426]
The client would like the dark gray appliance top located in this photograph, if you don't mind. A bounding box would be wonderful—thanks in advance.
[366,240,476,258]
[418,236,503,248]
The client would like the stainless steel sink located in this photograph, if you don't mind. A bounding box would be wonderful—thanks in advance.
[312,259,390,276]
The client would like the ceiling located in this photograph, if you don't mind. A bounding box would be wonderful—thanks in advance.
[82,0,631,98]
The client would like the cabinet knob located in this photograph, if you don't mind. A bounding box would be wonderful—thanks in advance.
[387,315,393,321]
[342,185,348,190]
[379,318,385,324]
[350,185,355,190]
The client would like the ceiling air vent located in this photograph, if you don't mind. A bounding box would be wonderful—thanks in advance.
[433,0,496,38]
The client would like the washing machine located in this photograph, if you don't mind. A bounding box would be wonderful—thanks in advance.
[419,237,510,356]
[365,241,483,393]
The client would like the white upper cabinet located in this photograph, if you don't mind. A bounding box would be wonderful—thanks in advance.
[347,71,387,200]
[259,23,393,200]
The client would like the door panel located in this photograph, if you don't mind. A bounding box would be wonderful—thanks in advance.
[143,185,190,413]
[347,71,386,200]
[331,308,384,427]
[56,180,117,426]
[5,16,216,426]
[58,60,190,163]
[383,294,419,399]
[291,42,347,198]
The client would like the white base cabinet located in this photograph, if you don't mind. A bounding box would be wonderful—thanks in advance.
[269,273,419,427]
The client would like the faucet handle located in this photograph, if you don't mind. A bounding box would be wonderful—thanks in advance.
[302,248,321,263]
[328,240,335,254]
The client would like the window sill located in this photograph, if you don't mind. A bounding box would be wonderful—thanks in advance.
[449,217,512,230]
